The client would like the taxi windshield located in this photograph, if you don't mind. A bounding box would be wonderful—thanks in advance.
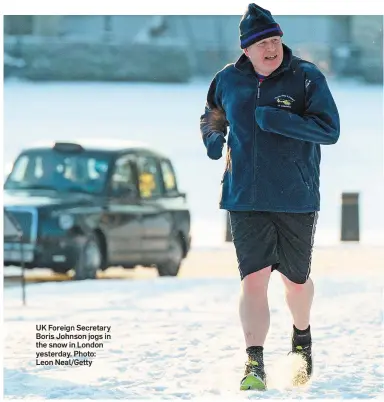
[4,149,111,195]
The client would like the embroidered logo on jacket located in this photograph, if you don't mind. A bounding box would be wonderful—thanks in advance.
[275,95,295,108]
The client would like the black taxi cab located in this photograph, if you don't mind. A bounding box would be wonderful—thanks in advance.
[3,140,191,279]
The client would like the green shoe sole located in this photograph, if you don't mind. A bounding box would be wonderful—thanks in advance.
[240,374,266,391]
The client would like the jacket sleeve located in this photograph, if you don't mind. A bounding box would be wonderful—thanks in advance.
[255,76,340,145]
[200,75,228,160]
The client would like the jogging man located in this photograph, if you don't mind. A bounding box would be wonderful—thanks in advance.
[200,3,340,390]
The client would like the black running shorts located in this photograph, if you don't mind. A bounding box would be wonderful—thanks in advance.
[229,211,318,284]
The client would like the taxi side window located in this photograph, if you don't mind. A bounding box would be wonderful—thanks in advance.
[160,159,178,195]
[110,156,137,195]
[137,156,163,199]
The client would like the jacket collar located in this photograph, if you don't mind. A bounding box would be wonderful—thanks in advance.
[234,44,293,78]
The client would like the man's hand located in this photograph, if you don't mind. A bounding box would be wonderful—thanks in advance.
[201,105,228,160]
[207,133,226,160]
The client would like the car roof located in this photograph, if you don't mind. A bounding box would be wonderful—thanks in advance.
[21,139,170,159]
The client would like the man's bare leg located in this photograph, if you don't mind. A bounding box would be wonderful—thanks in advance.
[280,274,314,330]
[239,266,272,347]
[239,266,272,389]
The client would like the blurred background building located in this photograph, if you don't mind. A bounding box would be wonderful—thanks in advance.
[3,15,383,83]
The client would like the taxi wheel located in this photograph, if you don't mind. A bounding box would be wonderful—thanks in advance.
[73,235,102,280]
[157,236,183,277]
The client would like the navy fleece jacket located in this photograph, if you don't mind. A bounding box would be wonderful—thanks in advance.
[200,44,340,212]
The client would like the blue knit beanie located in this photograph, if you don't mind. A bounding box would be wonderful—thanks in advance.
[240,3,283,49]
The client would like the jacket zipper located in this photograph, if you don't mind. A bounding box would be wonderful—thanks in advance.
[250,67,286,206]
[253,80,261,205]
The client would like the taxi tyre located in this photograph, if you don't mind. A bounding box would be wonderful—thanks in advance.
[157,235,183,277]
[73,234,103,280]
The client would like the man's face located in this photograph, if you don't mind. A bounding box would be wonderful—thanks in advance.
[244,36,283,76]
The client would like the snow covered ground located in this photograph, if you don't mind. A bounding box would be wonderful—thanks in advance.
[3,255,383,399]
[3,77,383,398]
[3,78,384,248]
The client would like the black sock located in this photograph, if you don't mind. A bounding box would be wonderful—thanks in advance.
[246,346,264,366]
[292,325,311,346]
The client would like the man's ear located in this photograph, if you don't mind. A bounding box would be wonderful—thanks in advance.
[243,48,249,57]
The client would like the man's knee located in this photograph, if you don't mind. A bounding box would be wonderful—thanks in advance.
[281,274,312,292]
[242,266,272,294]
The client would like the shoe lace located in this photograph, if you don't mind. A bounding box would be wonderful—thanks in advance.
[288,343,311,356]
[245,360,264,377]
[294,344,311,354]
